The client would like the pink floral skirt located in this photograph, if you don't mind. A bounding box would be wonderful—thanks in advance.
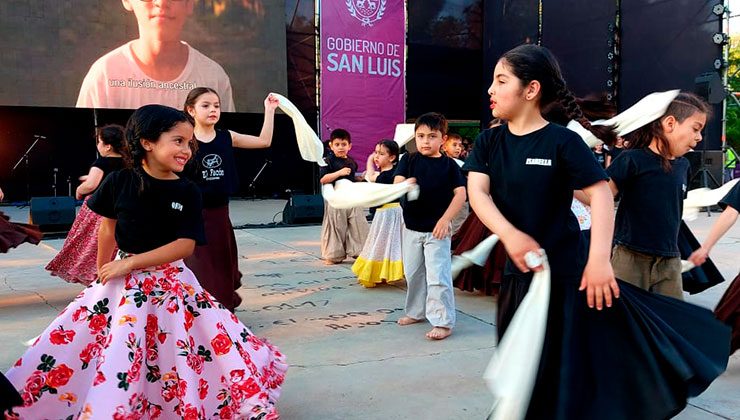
[45,199,115,285]
[5,258,287,419]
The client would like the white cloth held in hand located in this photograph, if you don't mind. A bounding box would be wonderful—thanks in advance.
[682,178,739,221]
[321,179,419,209]
[484,250,550,420]
[451,234,500,280]
[273,93,326,167]
[568,90,681,147]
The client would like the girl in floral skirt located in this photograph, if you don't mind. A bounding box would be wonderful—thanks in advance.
[352,139,404,287]
[45,125,125,285]
[4,105,286,419]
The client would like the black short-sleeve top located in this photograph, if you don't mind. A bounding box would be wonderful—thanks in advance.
[463,123,608,276]
[394,153,466,232]
[91,156,125,180]
[719,180,740,212]
[87,169,206,254]
[607,149,690,257]
[320,155,358,185]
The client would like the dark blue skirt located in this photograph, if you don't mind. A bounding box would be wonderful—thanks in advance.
[497,274,731,420]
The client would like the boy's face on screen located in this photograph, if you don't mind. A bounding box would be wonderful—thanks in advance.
[329,139,351,158]
[415,125,444,157]
[122,0,194,42]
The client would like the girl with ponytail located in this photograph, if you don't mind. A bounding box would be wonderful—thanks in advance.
[466,45,729,419]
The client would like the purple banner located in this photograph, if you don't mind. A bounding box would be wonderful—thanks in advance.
[320,0,406,171]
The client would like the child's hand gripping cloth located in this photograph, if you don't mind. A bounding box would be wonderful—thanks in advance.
[682,178,739,221]
[484,251,549,420]
[273,93,326,166]
[321,179,420,209]
[451,234,500,280]
[567,90,681,148]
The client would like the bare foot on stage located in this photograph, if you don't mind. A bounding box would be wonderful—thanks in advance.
[426,327,452,340]
[397,316,422,326]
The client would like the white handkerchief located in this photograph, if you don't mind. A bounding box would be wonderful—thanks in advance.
[274,93,326,166]
[322,179,419,209]
[484,251,550,420]
[683,178,739,220]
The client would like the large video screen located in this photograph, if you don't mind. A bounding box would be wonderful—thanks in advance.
[0,0,287,113]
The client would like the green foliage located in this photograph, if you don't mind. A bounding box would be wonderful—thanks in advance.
[726,38,740,151]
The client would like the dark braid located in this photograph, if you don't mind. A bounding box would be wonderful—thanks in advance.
[553,75,617,146]
[501,44,617,146]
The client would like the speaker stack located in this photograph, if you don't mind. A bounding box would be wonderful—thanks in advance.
[29,196,76,234]
[282,194,324,224]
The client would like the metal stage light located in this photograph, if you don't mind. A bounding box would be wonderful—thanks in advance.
[713,32,730,45]
[712,3,727,16]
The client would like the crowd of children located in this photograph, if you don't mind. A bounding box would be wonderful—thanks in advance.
[2,40,739,418]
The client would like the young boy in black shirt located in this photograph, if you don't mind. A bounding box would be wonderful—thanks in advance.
[394,113,466,340]
[319,129,369,264]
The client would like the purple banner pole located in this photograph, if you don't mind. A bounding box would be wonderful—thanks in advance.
[320,0,406,171]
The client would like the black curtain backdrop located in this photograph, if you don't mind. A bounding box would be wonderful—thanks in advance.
[541,0,618,99]
[620,0,723,150]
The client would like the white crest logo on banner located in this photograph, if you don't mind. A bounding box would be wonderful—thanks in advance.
[346,0,386,26]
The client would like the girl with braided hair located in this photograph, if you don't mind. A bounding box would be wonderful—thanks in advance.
[467,45,729,419]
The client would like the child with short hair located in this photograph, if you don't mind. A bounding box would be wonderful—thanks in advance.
[608,92,711,299]
[443,133,464,165]
[77,0,234,111]
[394,112,467,340]
[45,125,126,285]
[319,129,369,264]
[5,105,285,418]
[592,143,607,169]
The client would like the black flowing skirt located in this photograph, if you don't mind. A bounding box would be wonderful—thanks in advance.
[0,372,22,412]
[184,205,243,312]
[679,221,725,294]
[497,274,731,420]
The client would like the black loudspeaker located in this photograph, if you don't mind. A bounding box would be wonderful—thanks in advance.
[686,151,723,190]
[30,196,76,231]
[282,194,324,224]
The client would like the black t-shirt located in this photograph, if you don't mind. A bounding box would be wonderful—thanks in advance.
[607,149,690,257]
[375,169,396,185]
[609,146,624,161]
[320,155,358,184]
[87,169,206,254]
[593,151,606,169]
[184,129,238,208]
[719,181,740,211]
[463,123,608,277]
[394,153,466,232]
[91,156,125,180]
